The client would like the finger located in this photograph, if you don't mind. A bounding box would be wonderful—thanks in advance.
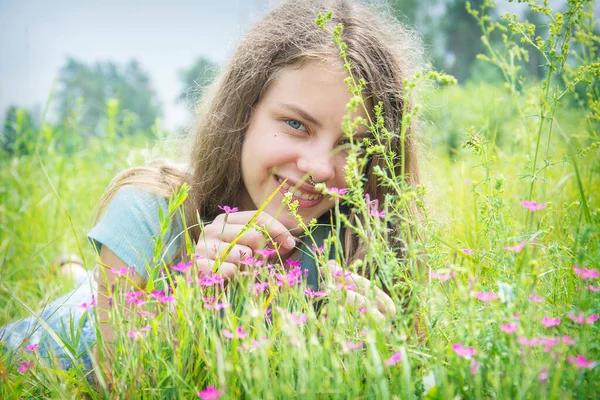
[196,241,254,264]
[202,223,288,254]
[212,211,296,251]
[344,290,385,323]
[328,260,396,316]
[196,259,239,279]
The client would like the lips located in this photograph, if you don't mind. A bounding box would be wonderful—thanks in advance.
[275,175,324,206]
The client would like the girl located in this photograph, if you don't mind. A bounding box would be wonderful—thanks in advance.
[1,0,424,381]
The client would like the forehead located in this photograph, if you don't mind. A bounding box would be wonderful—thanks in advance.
[260,60,371,127]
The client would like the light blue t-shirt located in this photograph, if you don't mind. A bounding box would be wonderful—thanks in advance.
[88,186,183,278]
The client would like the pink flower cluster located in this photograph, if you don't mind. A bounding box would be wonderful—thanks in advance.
[217,205,238,214]
[520,201,547,211]
[541,316,560,328]
[198,386,224,400]
[385,351,402,366]
[274,266,304,287]
[567,312,598,324]
[573,266,599,280]
[222,326,247,339]
[431,271,456,281]
[567,355,596,369]
[516,335,576,351]
[109,266,135,277]
[305,288,328,298]
[171,261,193,272]
[365,194,385,217]
[500,323,518,333]
[198,273,226,287]
[452,343,475,358]
[472,291,498,302]
[150,290,175,304]
[328,187,348,196]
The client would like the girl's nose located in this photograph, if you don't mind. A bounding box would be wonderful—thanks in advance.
[296,146,336,184]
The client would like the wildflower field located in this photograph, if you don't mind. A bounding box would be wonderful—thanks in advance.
[1,2,599,399]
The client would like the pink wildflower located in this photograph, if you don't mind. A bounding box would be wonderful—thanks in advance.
[128,330,143,340]
[328,187,348,196]
[304,288,328,298]
[540,337,560,347]
[431,271,456,281]
[275,266,303,287]
[539,367,549,383]
[504,240,527,253]
[562,335,576,345]
[541,316,561,328]
[254,281,269,293]
[171,261,193,272]
[204,302,229,310]
[140,325,151,332]
[198,386,223,400]
[137,310,155,319]
[472,291,498,302]
[222,326,247,339]
[364,194,385,218]
[462,249,475,255]
[452,343,475,358]
[26,343,39,352]
[125,291,144,303]
[198,273,226,287]
[516,337,531,346]
[239,257,257,266]
[573,266,599,280]
[109,266,134,277]
[217,205,238,214]
[500,323,518,333]
[567,355,596,369]
[520,201,547,211]
[469,359,480,375]
[290,313,308,325]
[588,285,599,292]
[255,249,277,258]
[79,294,96,310]
[284,259,301,268]
[528,295,544,303]
[568,312,597,324]
[346,341,364,351]
[586,314,598,324]
[311,244,325,253]
[17,361,33,373]
[385,351,402,366]
[568,313,585,324]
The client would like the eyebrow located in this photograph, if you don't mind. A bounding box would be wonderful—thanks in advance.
[279,102,371,137]
[279,103,322,128]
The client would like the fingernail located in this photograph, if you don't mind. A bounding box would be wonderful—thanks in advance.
[286,237,296,249]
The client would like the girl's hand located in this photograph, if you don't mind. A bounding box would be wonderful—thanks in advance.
[195,211,297,278]
[327,260,396,321]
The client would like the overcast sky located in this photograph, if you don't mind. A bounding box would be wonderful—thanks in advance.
[0,0,276,130]
[0,0,556,131]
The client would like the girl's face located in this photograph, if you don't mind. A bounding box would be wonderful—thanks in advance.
[240,60,370,231]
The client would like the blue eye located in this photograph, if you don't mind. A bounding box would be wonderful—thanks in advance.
[286,120,305,131]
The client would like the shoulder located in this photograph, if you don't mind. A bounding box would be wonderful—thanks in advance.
[88,184,184,277]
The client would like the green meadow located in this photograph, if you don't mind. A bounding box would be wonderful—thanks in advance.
[1,2,598,399]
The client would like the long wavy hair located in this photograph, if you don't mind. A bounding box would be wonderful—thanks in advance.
[94,0,426,275]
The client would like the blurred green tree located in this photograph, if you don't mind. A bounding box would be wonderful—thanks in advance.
[56,58,162,137]
[177,56,219,109]
[1,106,38,156]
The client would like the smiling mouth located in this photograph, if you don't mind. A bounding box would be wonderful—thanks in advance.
[275,176,324,201]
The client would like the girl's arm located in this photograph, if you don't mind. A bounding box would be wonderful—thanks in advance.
[93,245,145,382]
